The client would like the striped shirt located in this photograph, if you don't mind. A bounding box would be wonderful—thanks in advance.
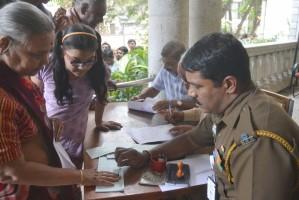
[0,88,37,200]
[152,68,191,100]
[0,88,37,164]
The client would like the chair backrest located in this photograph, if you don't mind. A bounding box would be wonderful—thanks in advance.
[261,89,294,116]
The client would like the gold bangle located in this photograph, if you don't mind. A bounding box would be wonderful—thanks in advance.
[80,170,84,185]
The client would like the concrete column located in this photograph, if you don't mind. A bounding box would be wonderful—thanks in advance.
[189,0,222,47]
[148,0,189,76]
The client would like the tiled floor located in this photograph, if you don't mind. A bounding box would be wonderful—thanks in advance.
[279,87,299,123]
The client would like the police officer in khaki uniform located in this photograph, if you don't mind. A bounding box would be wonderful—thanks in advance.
[115,33,299,200]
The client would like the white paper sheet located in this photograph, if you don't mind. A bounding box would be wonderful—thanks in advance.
[86,144,158,159]
[159,154,214,192]
[127,124,174,144]
[96,157,125,193]
[128,98,157,113]
[86,145,129,159]
[53,139,76,169]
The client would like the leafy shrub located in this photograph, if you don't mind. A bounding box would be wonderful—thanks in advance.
[109,47,148,102]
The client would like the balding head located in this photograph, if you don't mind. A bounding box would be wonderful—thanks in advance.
[160,41,186,74]
[161,41,186,61]
[74,0,106,28]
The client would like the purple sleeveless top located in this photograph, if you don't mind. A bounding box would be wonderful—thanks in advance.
[38,64,94,167]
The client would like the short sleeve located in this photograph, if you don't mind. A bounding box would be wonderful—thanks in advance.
[36,68,42,81]
[187,115,214,148]
[231,137,297,200]
[37,64,52,82]
[0,89,37,164]
[152,69,165,91]
[183,108,202,121]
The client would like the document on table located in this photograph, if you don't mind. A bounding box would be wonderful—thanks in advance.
[86,143,158,159]
[159,154,214,192]
[96,157,125,193]
[127,124,175,144]
[86,144,129,159]
[127,98,157,114]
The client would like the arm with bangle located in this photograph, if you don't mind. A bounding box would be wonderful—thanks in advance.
[0,156,119,187]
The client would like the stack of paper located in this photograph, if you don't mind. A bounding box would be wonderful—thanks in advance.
[126,124,174,144]
[127,98,157,114]
[96,157,125,193]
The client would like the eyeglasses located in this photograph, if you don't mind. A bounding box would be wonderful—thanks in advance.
[64,51,96,68]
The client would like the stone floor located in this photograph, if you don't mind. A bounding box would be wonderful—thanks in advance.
[279,86,299,123]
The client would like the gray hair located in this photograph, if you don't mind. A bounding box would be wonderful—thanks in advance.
[161,40,186,61]
[0,2,54,45]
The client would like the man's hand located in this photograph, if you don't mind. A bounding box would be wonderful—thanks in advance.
[115,148,149,168]
[169,125,193,136]
[160,110,184,123]
[107,80,117,91]
[53,7,67,32]
[130,95,144,101]
[152,100,171,111]
[96,121,122,132]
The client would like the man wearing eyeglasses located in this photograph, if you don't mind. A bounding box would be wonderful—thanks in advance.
[132,41,196,112]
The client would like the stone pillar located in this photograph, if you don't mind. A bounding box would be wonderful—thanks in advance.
[148,0,189,76]
[188,0,222,47]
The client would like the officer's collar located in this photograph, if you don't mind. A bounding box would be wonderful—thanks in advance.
[212,87,258,129]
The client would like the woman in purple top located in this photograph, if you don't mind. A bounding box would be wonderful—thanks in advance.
[32,23,122,168]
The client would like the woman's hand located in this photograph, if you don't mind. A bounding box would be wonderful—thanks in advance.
[81,169,120,186]
[96,121,123,132]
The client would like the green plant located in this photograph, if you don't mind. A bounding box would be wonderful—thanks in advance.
[109,47,148,102]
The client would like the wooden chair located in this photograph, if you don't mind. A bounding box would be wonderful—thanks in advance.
[290,63,299,96]
[289,33,299,97]
[262,89,294,116]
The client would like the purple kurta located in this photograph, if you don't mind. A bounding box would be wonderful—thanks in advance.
[38,64,94,168]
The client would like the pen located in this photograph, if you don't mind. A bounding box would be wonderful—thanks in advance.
[100,151,115,157]
[168,101,172,116]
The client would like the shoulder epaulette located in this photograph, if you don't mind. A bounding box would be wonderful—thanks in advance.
[224,130,299,190]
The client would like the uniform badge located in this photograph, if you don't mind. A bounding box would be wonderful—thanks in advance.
[220,145,225,154]
[213,149,224,172]
[240,133,256,145]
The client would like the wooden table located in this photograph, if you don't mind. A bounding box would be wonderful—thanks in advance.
[84,102,207,200]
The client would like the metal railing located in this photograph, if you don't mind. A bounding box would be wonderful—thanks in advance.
[115,75,155,89]
[113,41,297,92]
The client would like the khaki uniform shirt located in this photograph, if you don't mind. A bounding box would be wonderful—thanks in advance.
[187,88,299,200]
[183,107,206,122]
